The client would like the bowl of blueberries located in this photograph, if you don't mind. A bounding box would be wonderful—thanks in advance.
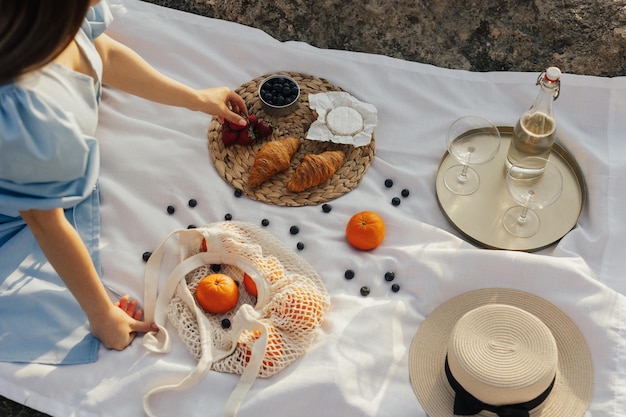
[258,74,300,116]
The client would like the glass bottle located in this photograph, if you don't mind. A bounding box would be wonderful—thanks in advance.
[505,67,561,177]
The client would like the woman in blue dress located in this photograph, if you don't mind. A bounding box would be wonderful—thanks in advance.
[0,0,248,363]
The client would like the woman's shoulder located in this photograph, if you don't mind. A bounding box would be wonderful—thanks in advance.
[0,82,91,185]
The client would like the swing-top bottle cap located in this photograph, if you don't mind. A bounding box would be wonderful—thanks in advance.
[545,67,561,82]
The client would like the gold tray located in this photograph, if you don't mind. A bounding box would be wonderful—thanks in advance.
[435,126,586,252]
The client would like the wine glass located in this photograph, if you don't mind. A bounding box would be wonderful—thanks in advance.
[444,116,501,195]
[503,156,563,238]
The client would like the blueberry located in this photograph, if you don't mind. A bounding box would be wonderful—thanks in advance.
[188,199,198,207]
[234,189,243,198]
[261,218,270,227]
[289,225,299,235]
[401,189,410,198]
[391,283,400,293]
[221,318,231,329]
[360,286,371,296]
[211,264,222,272]
[187,224,197,229]
[322,203,332,213]
[391,197,401,206]
[384,179,394,188]
[166,205,175,214]
[344,269,355,280]
[142,251,152,262]
[384,271,395,282]
[296,242,305,251]
[225,213,233,221]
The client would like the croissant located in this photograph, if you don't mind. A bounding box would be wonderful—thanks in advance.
[287,150,345,193]
[248,136,301,189]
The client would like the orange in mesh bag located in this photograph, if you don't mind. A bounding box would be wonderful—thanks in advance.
[142,221,330,417]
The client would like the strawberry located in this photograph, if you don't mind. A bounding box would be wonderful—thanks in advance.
[255,119,273,139]
[220,113,272,146]
[247,114,259,127]
[227,119,248,131]
[222,127,239,146]
[237,128,255,145]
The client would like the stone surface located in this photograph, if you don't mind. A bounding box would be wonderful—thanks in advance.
[143,0,626,77]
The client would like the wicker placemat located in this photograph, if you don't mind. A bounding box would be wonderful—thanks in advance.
[207,72,376,207]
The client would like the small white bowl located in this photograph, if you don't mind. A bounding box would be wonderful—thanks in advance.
[258,75,300,116]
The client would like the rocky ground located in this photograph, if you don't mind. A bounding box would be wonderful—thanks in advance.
[3,0,625,415]
[144,0,626,77]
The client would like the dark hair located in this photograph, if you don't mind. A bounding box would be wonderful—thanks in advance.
[0,0,92,85]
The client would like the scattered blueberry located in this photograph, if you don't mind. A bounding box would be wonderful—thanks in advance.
[221,318,231,329]
[166,205,175,214]
[344,269,355,280]
[225,213,233,221]
[391,197,401,206]
[142,251,152,262]
[211,264,222,272]
[360,286,371,296]
[187,224,197,229]
[296,242,305,251]
[234,189,243,198]
[289,225,300,235]
[401,188,410,198]
[384,179,394,188]
[322,203,332,213]
[391,283,400,293]
[188,199,198,208]
[261,218,270,227]
[384,271,395,282]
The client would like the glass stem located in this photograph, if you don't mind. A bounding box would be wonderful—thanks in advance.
[458,149,474,184]
[458,164,469,183]
[517,206,529,224]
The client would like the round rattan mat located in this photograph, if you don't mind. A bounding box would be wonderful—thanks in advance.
[207,72,376,207]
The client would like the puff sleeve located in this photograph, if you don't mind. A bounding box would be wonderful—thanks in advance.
[82,1,113,41]
[0,85,99,215]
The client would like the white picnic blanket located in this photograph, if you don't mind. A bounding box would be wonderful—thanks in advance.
[1,1,624,416]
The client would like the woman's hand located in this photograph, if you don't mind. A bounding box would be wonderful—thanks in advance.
[90,296,157,351]
[193,87,248,126]
[20,208,157,352]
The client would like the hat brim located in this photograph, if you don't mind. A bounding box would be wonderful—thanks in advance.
[409,288,593,417]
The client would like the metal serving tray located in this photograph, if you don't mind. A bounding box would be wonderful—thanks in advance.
[435,126,586,252]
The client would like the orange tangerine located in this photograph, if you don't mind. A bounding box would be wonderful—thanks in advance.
[346,211,386,250]
[195,274,239,314]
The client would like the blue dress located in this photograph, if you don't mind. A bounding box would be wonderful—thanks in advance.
[0,3,112,364]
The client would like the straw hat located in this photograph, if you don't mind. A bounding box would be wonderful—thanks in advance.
[409,288,593,417]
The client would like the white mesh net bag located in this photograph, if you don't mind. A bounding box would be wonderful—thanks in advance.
[142,221,330,417]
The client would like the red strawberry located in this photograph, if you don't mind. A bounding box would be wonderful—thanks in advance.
[237,128,255,145]
[222,128,238,146]
[247,114,259,127]
[255,120,273,139]
[227,119,248,131]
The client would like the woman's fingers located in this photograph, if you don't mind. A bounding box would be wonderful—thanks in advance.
[116,294,141,319]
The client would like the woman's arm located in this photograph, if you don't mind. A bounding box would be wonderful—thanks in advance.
[20,207,155,350]
[94,33,247,125]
